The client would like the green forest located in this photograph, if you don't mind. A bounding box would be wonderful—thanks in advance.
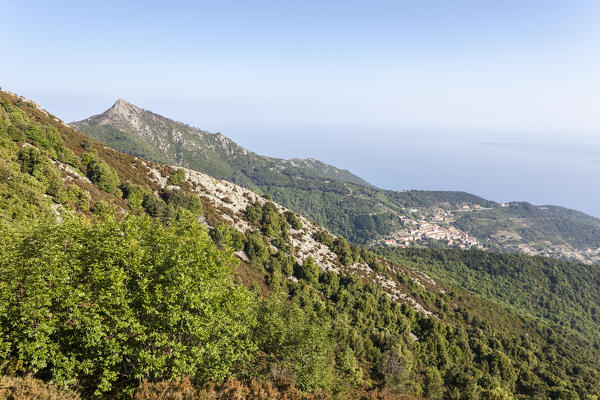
[1,91,600,399]
[375,247,600,339]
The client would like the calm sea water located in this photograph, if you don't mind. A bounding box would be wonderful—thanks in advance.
[215,124,600,219]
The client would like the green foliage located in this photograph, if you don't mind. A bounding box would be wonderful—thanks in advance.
[17,146,64,196]
[83,151,122,197]
[169,168,186,185]
[210,223,244,251]
[313,229,334,247]
[424,367,444,400]
[244,230,270,265]
[162,188,203,216]
[0,211,256,395]
[269,250,296,277]
[255,293,334,391]
[333,238,355,266]
[121,181,149,213]
[56,184,90,210]
[295,257,320,284]
[376,246,600,339]
[375,346,412,394]
[122,185,206,219]
[284,210,303,230]
[245,202,262,224]
[142,193,172,218]
[17,146,44,174]
[244,201,290,239]
[0,148,55,223]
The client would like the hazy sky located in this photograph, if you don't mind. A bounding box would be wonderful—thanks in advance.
[2,1,600,215]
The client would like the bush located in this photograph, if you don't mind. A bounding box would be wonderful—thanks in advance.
[56,184,90,210]
[284,211,303,230]
[142,193,173,218]
[17,146,44,175]
[245,203,263,224]
[244,231,270,264]
[163,189,203,216]
[169,168,186,186]
[83,152,121,197]
[255,293,334,391]
[35,163,63,196]
[211,223,244,251]
[295,257,320,285]
[121,182,150,214]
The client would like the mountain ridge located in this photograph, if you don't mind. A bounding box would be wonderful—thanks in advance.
[72,99,371,187]
[72,100,600,264]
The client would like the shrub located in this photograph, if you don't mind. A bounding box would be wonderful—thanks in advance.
[17,146,44,175]
[244,231,270,264]
[34,163,63,196]
[163,189,203,215]
[169,168,186,186]
[295,257,320,285]
[83,152,121,197]
[245,203,263,224]
[56,184,90,210]
[284,211,303,230]
[142,193,173,218]
[255,293,334,391]
[210,223,244,251]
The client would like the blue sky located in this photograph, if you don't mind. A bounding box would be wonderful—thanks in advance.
[2,1,600,215]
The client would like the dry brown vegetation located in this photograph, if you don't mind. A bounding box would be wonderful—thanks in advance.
[0,376,81,400]
[132,377,409,400]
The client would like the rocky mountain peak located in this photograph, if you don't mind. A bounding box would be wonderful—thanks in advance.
[107,98,141,118]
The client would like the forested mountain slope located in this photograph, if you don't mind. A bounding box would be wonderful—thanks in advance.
[376,246,600,340]
[71,99,370,187]
[73,100,600,264]
[2,91,599,399]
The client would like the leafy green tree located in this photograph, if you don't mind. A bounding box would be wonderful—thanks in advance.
[424,367,444,400]
[244,230,270,264]
[56,184,90,210]
[162,188,203,215]
[284,210,303,230]
[295,256,320,285]
[210,223,244,251]
[333,238,354,266]
[255,293,334,391]
[17,146,44,174]
[169,168,186,185]
[375,346,412,394]
[335,347,362,388]
[0,211,256,395]
[83,151,121,197]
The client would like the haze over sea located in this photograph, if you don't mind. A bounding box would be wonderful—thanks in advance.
[210,123,600,219]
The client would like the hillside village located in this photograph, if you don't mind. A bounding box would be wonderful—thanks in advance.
[375,204,600,264]
[377,206,483,249]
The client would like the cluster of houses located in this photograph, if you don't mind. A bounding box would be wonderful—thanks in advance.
[378,218,479,249]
